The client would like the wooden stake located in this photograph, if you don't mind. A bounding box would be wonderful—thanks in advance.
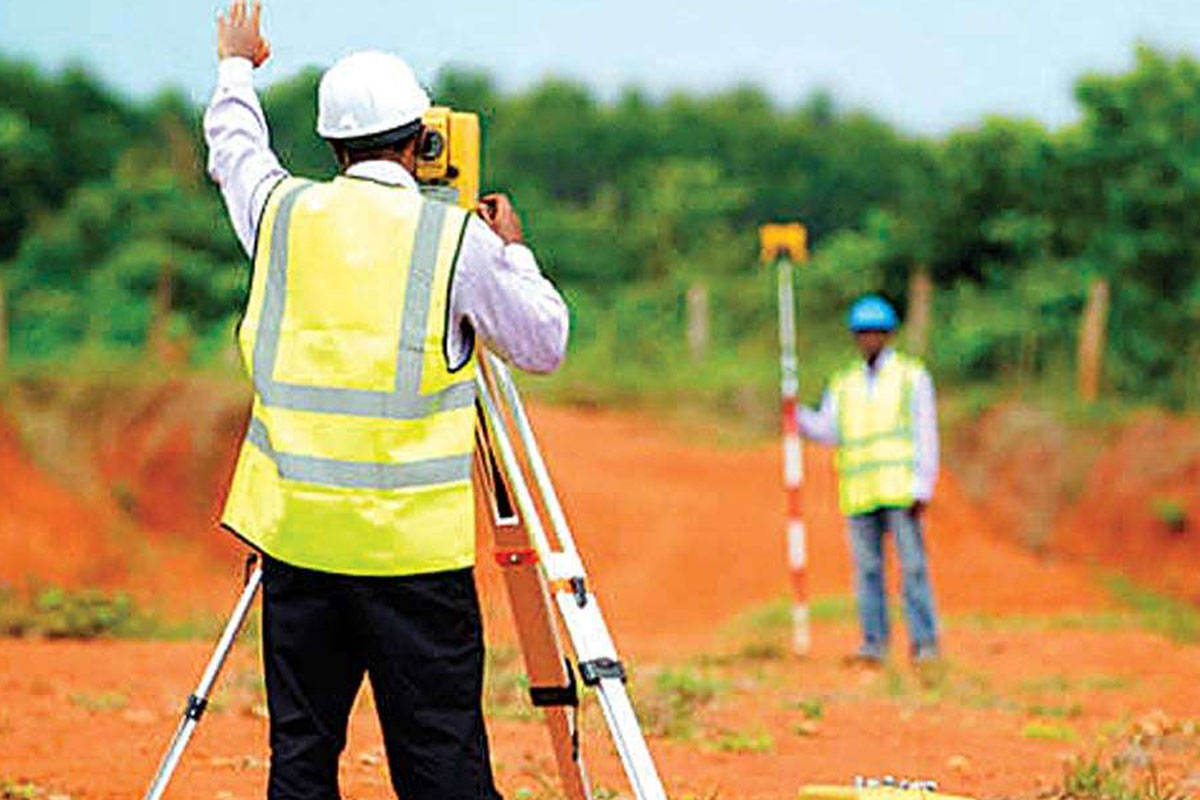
[686,281,709,362]
[1077,277,1110,404]
[0,273,7,372]
[906,265,932,358]
[148,259,174,361]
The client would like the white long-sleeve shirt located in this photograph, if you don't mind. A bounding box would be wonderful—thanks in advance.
[203,57,568,374]
[798,348,940,503]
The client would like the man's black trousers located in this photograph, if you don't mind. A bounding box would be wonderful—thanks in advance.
[260,555,504,800]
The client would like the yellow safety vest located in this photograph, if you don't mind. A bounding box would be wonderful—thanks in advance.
[831,353,922,516]
[221,176,477,576]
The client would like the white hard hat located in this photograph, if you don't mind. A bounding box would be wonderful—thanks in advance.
[317,51,431,141]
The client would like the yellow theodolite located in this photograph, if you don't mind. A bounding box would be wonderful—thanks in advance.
[416,106,481,210]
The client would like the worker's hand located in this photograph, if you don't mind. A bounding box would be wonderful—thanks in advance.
[217,0,271,68]
[910,500,928,520]
[478,194,525,245]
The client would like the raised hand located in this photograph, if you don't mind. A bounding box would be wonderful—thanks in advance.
[217,0,271,67]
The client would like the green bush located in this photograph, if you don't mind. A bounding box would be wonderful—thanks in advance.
[32,586,134,638]
[0,583,216,640]
[1149,497,1188,534]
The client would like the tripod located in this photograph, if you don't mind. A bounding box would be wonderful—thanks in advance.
[142,352,667,800]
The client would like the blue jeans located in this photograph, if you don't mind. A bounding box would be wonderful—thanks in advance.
[847,507,939,659]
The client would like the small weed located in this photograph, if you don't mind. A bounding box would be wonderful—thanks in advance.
[1019,674,1074,695]
[1028,701,1084,719]
[792,720,820,737]
[720,595,854,658]
[876,660,1008,711]
[736,639,787,661]
[635,666,727,740]
[0,782,43,799]
[1103,576,1200,644]
[1057,755,1186,800]
[68,691,128,712]
[1149,496,1188,534]
[110,480,139,514]
[32,586,134,638]
[0,584,219,640]
[790,697,825,720]
[882,665,910,698]
[1022,720,1078,742]
[1082,674,1135,692]
[950,610,1128,634]
[709,728,774,754]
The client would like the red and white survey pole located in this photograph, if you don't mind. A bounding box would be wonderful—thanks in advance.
[759,223,811,656]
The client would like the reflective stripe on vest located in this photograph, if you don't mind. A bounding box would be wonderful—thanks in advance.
[221,176,477,576]
[833,354,919,516]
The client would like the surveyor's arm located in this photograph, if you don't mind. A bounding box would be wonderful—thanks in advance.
[911,369,939,503]
[797,389,839,445]
[203,0,286,257]
[450,199,569,375]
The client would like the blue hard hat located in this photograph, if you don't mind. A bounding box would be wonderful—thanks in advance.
[847,295,899,332]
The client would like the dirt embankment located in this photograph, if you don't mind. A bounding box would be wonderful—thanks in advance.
[1,377,1111,646]
[949,402,1200,601]
[0,376,250,611]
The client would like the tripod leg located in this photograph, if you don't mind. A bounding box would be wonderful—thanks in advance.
[474,442,590,800]
[474,366,666,798]
[555,591,669,800]
[494,529,590,800]
[143,564,263,800]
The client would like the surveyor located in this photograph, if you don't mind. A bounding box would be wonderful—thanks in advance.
[204,2,567,797]
[797,295,940,665]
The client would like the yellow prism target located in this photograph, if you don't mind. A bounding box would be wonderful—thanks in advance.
[759,222,808,265]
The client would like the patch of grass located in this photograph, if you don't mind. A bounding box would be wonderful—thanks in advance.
[1082,674,1135,692]
[1057,756,1186,800]
[484,645,534,722]
[873,661,1009,711]
[1020,673,1141,703]
[635,666,728,740]
[0,584,221,640]
[1022,720,1079,742]
[1149,496,1188,534]
[735,639,788,661]
[709,728,774,754]
[110,480,139,514]
[725,595,855,636]
[718,595,854,661]
[1103,576,1200,644]
[68,691,128,712]
[0,781,44,800]
[22,586,133,638]
[1019,674,1074,695]
[1028,701,1084,719]
[789,696,825,720]
[876,664,910,699]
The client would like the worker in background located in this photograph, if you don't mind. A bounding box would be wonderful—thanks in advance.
[797,295,940,666]
[204,2,567,798]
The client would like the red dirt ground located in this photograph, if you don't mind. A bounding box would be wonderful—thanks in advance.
[1,401,1198,799]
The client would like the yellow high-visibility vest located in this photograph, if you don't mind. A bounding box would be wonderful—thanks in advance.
[831,353,922,516]
[221,176,477,576]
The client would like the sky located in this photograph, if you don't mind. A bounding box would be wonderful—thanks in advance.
[2,0,1200,135]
